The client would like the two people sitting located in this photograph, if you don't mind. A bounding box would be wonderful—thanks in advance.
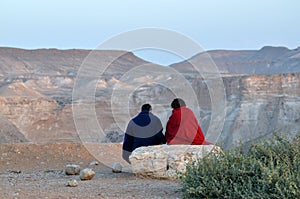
[122,98,212,163]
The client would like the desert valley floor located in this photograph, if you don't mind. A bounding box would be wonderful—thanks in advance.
[0,142,181,198]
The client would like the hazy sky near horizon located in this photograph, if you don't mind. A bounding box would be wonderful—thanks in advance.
[1,0,299,65]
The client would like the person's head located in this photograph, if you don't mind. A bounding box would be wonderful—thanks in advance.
[141,103,152,111]
[171,98,186,109]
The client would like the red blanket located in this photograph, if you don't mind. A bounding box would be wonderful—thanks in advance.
[166,106,207,145]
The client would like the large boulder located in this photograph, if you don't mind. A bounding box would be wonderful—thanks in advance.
[129,145,222,179]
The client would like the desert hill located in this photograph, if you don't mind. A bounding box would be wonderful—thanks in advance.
[0,115,27,143]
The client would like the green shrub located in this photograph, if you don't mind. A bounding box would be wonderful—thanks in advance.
[180,134,300,199]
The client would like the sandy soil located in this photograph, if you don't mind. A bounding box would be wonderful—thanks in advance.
[0,142,182,199]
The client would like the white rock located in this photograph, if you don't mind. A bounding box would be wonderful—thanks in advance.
[80,168,95,180]
[66,179,78,187]
[129,145,222,179]
[89,161,99,166]
[65,164,80,175]
[112,163,123,173]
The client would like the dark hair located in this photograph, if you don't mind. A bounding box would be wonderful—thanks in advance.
[141,104,152,111]
[171,98,186,109]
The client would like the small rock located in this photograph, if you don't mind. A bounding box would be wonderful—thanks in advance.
[112,163,122,173]
[65,164,80,175]
[80,168,95,180]
[9,170,21,174]
[13,149,20,154]
[12,192,19,196]
[89,161,99,166]
[66,179,78,187]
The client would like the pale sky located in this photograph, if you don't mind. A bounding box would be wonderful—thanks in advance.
[1,0,299,65]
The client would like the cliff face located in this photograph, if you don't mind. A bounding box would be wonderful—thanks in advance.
[0,47,299,148]
[214,73,300,148]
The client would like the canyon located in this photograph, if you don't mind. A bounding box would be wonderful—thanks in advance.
[0,46,299,149]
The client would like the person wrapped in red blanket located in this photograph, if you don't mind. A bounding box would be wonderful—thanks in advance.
[165,98,212,145]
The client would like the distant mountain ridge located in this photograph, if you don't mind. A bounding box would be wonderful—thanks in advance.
[0,47,148,77]
[171,46,300,74]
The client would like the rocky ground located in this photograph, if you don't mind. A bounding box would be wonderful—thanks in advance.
[0,142,182,199]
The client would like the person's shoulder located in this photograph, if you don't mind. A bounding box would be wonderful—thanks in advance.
[171,108,180,116]
[149,112,161,120]
[128,118,135,126]
[181,106,195,115]
[149,112,158,118]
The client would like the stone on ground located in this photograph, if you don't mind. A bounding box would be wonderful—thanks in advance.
[65,164,80,175]
[66,179,78,187]
[89,161,99,166]
[80,168,95,180]
[112,162,123,173]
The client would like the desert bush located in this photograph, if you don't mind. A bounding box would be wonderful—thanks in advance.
[181,134,300,199]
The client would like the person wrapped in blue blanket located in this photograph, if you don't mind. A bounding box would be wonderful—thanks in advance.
[122,104,166,163]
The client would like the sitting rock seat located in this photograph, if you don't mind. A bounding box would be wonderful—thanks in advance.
[129,144,222,180]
